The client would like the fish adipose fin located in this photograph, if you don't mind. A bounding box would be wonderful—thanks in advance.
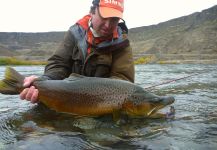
[0,67,24,95]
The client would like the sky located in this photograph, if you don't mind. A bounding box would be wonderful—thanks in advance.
[0,0,217,32]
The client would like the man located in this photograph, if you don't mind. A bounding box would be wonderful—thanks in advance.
[20,0,135,103]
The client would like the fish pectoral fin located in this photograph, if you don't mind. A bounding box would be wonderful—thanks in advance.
[112,109,121,123]
[112,109,126,125]
[112,109,130,125]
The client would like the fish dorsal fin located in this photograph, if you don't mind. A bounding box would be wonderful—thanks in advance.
[64,73,86,81]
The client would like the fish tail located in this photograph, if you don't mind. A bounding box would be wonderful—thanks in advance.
[0,67,24,95]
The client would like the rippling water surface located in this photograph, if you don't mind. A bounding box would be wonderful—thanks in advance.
[0,64,216,150]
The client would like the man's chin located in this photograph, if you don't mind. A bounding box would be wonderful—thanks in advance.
[100,30,112,37]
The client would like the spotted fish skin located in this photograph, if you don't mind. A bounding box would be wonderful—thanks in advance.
[0,67,175,117]
[33,77,137,115]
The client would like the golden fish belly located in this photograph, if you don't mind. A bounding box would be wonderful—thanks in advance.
[38,90,123,116]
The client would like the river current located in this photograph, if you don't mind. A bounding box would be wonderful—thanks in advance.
[0,64,216,150]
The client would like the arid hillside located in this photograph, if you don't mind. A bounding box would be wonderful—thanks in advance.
[129,5,217,63]
[0,5,217,63]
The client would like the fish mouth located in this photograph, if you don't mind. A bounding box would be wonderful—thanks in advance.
[147,96,175,116]
[123,96,175,117]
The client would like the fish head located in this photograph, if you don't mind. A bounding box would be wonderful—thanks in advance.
[122,95,175,117]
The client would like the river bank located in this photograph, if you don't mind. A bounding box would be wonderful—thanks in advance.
[134,54,217,64]
[1,55,217,66]
[0,57,47,65]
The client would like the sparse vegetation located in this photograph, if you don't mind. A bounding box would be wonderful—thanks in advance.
[134,55,156,64]
[0,57,47,65]
[158,60,180,64]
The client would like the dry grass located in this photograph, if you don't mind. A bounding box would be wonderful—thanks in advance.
[0,57,47,65]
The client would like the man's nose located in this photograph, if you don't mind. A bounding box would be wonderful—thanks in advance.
[104,19,111,28]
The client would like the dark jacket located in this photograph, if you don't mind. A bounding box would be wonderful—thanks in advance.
[42,20,135,82]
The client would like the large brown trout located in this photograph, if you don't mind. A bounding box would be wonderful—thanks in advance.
[0,67,175,118]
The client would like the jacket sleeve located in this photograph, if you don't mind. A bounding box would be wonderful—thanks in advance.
[110,45,135,83]
[42,30,75,80]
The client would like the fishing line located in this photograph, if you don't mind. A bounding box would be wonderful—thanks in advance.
[144,71,208,89]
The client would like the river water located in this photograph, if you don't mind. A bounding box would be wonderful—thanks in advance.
[0,64,216,150]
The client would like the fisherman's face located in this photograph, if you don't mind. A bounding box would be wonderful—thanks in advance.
[91,8,120,37]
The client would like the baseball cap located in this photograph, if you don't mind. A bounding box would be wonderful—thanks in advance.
[96,0,124,19]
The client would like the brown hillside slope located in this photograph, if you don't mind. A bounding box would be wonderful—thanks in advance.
[128,5,217,63]
[0,5,217,63]
[0,45,19,56]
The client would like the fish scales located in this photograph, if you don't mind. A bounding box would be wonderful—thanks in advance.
[0,67,175,118]
[33,78,137,115]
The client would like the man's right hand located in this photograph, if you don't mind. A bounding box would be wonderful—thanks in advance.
[20,75,39,103]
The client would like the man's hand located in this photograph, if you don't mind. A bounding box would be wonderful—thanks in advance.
[20,75,39,103]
